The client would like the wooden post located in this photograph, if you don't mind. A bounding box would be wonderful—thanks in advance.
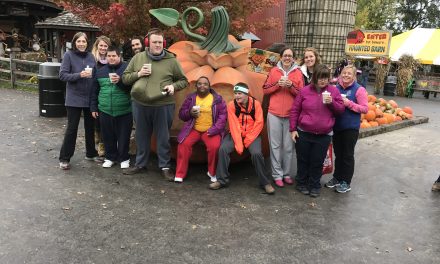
[9,48,20,89]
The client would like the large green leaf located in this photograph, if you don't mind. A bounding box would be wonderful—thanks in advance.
[149,8,180,27]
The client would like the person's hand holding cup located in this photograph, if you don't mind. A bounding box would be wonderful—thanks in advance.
[82,66,93,78]
[143,63,152,74]
[138,63,152,77]
[322,91,332,104]
[191,105,201,118]
[279,76,288,87]
[108,73,119,83]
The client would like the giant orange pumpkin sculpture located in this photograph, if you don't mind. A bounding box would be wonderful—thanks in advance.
[150,6,271,162]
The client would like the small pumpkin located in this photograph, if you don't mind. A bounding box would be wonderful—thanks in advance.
[369,121,379,127]
[402,106,413,115]
[365,110,376,121]
[388,99,398,108]
[376,117,388,125]
[360,120,371,129]
[375,108,383,118]
[368,95,377,102]
[383,113,395,124]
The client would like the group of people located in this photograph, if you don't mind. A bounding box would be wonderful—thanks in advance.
[58,30,370,197]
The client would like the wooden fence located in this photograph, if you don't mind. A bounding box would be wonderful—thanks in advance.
[0,56,41,89]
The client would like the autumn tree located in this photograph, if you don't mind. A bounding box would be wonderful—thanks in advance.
[55,0,281,43]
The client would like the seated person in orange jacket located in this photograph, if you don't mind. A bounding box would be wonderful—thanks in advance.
[209,83,275,194]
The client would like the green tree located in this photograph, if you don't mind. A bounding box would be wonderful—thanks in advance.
[389,0,440,34]
[355,0,397,30]
[355,0,440,34]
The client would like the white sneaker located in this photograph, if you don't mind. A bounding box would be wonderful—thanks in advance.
[102,159,114,168]
[207,172,217,182]
[174,177,183,183]
[120,159,130,169]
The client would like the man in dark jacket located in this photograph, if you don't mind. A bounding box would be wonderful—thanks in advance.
[91,46,132,169]
[174,76,227,183]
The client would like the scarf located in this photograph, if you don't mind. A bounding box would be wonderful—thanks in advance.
[147,50,166,61]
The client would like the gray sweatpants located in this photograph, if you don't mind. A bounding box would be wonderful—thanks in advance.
[267,112,295,180]
[216,133,270,187]
[132,101,174,169]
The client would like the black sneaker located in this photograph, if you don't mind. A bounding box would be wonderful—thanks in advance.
[310,189,320,197]
[296,185,310,195]
[325,177,340,188]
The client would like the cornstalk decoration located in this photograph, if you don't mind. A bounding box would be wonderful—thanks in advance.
[374,62,389,95]
[396,55,420,96]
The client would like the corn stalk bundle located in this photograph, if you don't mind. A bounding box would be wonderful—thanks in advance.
[374,62,389,95]
[396,55,420,96]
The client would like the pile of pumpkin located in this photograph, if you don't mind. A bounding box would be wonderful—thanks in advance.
[360,94,414,129]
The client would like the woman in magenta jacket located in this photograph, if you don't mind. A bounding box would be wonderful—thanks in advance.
[290,64,345,197]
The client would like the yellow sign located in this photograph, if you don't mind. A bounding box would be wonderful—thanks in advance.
[345,30,392,57]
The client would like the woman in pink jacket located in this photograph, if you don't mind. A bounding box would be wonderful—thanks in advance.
[290,64,345,197]
[263,47,304,188]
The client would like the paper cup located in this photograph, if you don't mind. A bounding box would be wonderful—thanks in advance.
[85,67,92,78]
[109,73,117,83]
[143,63,152,72]
[192,105,201,113]
[322,91,331,103]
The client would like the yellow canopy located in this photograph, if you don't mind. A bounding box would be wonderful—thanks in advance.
[389,28,440,65]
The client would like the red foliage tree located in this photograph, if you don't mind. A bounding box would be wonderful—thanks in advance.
[55,0,281,43]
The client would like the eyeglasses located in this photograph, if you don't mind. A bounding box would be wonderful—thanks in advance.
[283,55,293,58]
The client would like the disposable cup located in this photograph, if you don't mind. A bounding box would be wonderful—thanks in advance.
[109,73,117,83]
[322,91,331,103]
[143,63,152,72]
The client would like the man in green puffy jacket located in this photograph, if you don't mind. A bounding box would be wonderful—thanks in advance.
[91,45,132,169]
[122,28,188,180]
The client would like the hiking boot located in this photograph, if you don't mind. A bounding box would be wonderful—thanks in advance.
[59,161,70,170]
[432,181,440,192]
[85,156,103,163]
[310,188,320,198]
[335,181,351,193]
[209,181,223,190]
[274,179,284,188]
[296,185,310,195]
[161,168,174,181]
[264,184,275,195]
[123,166,146,175]
[102,159,115,168]
[325,177,340,188]
[283,177,294,185]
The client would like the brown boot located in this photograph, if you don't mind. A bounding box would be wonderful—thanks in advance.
[264,184,275,195]
[161,168,175,181]
[123,166,146,175]
[209,181,223,190]
[432,181,440,192]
